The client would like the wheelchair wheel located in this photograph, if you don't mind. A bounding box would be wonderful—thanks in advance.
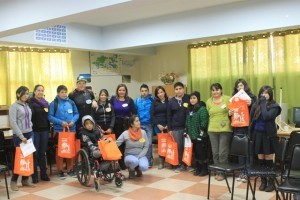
[94,178,100,192]
[115,177,123,187]
[75,149,91,186]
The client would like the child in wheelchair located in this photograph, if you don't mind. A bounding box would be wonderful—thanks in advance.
[77,115,123,190]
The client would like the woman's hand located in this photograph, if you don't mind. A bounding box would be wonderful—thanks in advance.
[157,124,164,131]
[62,121,68,127]
[105,128,112,134]
[21,137,27,144]
[246,99,252,106]
[228,109,234,116]
[92,100,98,108]
[68,122,74,127]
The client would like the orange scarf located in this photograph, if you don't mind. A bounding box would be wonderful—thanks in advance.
[128,127,142,141]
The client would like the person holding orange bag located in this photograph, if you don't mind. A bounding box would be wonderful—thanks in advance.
[185,91,209,176]
[9,86,35,191]
[116,115,149,179]
[48,85,79,178]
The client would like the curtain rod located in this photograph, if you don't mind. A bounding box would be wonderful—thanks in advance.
[0,46,69,53]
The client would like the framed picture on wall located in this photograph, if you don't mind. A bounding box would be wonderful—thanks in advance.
[122,75,131,83]
[90,52,121,75]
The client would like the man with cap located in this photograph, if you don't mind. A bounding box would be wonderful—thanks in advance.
[68,77,97,137]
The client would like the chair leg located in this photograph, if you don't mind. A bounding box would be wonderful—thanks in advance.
[207,170,211,200]
[224,174,231,193]
[252,177,258,200]
[3,170,10,199]
[246,177,250,200]
[231,174,236,200]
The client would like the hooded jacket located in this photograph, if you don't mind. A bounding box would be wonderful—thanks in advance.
[81,115,102,148]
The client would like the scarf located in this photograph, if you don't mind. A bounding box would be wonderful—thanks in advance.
[128,127,142,141]
[29,97,49,108]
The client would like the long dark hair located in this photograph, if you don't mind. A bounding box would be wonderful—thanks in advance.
[32,84,44,97]
[16,86,29,100]
[188,91,201,112]
[98,89,109,103]
[232,78,252,96]
[154,86,168,101]
[254,85,275,120]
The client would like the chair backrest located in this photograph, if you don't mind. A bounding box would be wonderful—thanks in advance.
[288,144,300,178]
[286,131,300,160]
[230,135,249,157]
[276,137,289,162]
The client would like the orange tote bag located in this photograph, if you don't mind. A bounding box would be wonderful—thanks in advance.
[98,140,122,161]
[165,134,179,166]
[14,147,34,176]
[229,97,249,127]
[182,137,193,166]
[58,127,76,158]
[103,133,116,141]
[158,132,170,157]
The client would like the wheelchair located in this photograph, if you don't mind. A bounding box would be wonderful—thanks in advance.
[74,147,125,191]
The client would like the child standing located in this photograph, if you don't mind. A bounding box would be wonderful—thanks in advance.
[167,82,190,173]
[185,91,209,176]
[48,85,79,177]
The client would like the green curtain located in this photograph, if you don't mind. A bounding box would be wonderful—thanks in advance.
[188,34,271,102]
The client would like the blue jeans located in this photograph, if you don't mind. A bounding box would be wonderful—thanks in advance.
[11,131,34,182]
[141,123,153,164]
[124,155,149,171]
[33,131,49,177]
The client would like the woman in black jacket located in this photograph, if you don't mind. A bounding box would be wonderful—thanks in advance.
[249,85,281,192]
[93,89,115,134]
[28,84,50,183]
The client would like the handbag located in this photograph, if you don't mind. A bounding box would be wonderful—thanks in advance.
[229,97,250,127]
[157,132,171,157]
[165,134,179,166]
[103,133,116,141]
[58,127,76,158]
[98,140,122,160]
[182,137,193,166]
[14,147,34,176]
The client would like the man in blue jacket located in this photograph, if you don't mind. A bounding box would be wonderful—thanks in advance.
[134,84,154,167]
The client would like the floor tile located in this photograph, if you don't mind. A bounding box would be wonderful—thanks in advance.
[163,192,207,200]
[121,187,173,200]
[62,191,114,200]
[33,185,86,199]
[146,177,196,192]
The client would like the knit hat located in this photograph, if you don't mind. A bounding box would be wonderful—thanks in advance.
[190,91,201,102]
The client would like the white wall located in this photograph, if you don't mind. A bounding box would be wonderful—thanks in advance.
[71,42,189,98]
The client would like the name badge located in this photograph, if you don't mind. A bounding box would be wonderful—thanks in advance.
[122,103,128,108]
[106,107,111,112]
[183,103,188,108]
[139,138,145,143]
[86,99,92,104]
[67,109,73,114]
[221,104,226,109]
[44,108,48,112]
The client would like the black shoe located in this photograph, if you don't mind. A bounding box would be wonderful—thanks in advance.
[193,170,200,176]
[259,177,267,191]
[32,174,38,184]
[41,175,50,181]
[265,178,275,192]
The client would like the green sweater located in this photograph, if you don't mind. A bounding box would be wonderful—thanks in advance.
[206,95,232,133]
[185,106,209,140]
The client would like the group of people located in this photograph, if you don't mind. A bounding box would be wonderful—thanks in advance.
[9,77,281,193]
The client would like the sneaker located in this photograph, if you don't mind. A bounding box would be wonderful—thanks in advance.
[174,165,184,173]
[67,170,75,177]
[10,181,19,191]
[57,171,65,177]
[216,174,225,181]
[186,166,195,172]
[21,179,36,187]
[136,169,143,177]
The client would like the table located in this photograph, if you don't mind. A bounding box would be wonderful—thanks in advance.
[277,126,300,138]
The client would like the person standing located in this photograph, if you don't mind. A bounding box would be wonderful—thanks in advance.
[93,89,115,134]
[134,84,154,167]
[206,83,232,181]
[151,86,169,169]
[28,84,50,183]
[185,91,209,176]
[48,85,79,177]
[249,85,281,192]
[167,82,190,173]
[229,78,256,182]
[111,84,136,169]
[10,86,35,191]
[68,77,97,136]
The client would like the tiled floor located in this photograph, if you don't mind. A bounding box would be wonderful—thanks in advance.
[0,145,278,200]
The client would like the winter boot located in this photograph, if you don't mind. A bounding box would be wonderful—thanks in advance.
[128,169,135,179]
[265,177,275,192]
[259,177,267,191]
[193,163,202,176]
[199,163,208,176]
[10,181,19,191]
[158,157,165,170]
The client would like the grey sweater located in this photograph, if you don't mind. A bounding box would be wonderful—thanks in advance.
[9,101,33,140]
[116,129,149,159]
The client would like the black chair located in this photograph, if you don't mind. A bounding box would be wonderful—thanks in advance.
[0,131,13,175]
[207,135,248,200]
[276,144,300,200]
[0,164,10,199]
[276,137,289,183]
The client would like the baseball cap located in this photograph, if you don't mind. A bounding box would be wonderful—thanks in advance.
[76,76,87,83]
